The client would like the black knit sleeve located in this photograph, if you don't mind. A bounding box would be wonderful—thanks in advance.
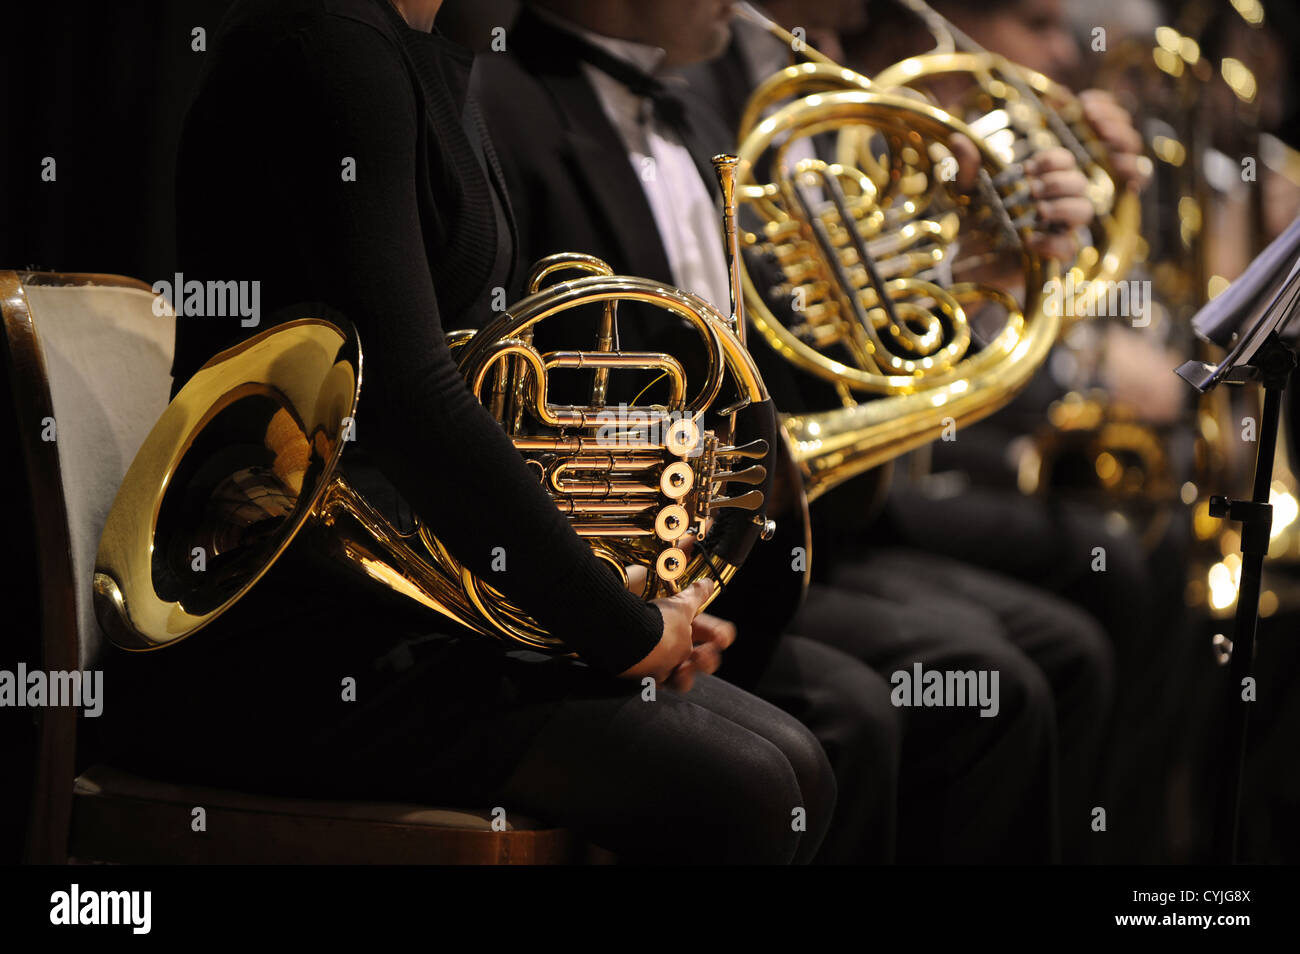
[280,17,664,673]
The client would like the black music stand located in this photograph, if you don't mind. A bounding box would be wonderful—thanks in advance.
[1176,214,1300,864]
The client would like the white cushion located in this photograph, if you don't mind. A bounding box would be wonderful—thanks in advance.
[23,281,175,667]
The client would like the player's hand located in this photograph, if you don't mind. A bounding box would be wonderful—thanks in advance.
[665,612,736,693]
[1079,89,1151,192]
[618,579,714,686]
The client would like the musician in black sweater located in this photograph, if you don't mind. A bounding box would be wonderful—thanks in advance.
[94,0,841,864]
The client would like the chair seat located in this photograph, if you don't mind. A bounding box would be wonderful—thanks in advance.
[69,764,578,864]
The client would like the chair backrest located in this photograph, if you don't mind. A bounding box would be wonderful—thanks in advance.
[1,271,174,861]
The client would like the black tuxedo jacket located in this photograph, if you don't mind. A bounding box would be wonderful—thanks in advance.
[473,9,735,303]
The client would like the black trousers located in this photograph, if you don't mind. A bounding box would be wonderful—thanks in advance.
[497,633,903,866]
[883,486,1157,647]
[494,638,878,864]
[751,635,899,863]
[96,603,842,865]
[882,485,1190,860]
[438,633,900,865]
[794,548,1115,863]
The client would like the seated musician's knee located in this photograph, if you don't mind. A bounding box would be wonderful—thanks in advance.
[1044,602,1116,717]
[922,632,1056,748]
[706,735,820,864]
[760,711,838,838]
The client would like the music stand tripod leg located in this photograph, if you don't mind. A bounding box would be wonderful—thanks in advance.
[1209,332,1297,863]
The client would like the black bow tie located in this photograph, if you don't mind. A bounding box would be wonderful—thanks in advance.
[559,31,691,132]
[541,19,720,200]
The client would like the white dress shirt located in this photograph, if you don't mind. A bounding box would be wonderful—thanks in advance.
[533,8,733,314]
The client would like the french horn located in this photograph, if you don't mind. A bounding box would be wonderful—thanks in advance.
[729,3,1059,500]
[93,156,780,653]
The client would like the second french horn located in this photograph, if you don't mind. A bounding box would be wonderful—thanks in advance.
[729,4,1060,500]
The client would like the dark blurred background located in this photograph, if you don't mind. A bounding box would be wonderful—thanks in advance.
[0,0,518,280]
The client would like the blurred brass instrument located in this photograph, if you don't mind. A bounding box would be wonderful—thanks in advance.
[1018,388,1179,552]
[843,0,1168,553]
[93,156,780,653]
[983,0,1300,615]
[731,3,1057,501]
[1122,5,1300,617]
[869,0,1142,321]
[1005,15,1204,559]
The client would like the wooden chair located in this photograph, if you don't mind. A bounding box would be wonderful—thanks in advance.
[2,270,583,864]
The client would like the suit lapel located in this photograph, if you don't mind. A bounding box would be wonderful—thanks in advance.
[512,11,675,283]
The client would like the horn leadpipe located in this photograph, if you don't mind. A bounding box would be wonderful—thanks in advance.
[713,153,746,345]
[733,1,837,66]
